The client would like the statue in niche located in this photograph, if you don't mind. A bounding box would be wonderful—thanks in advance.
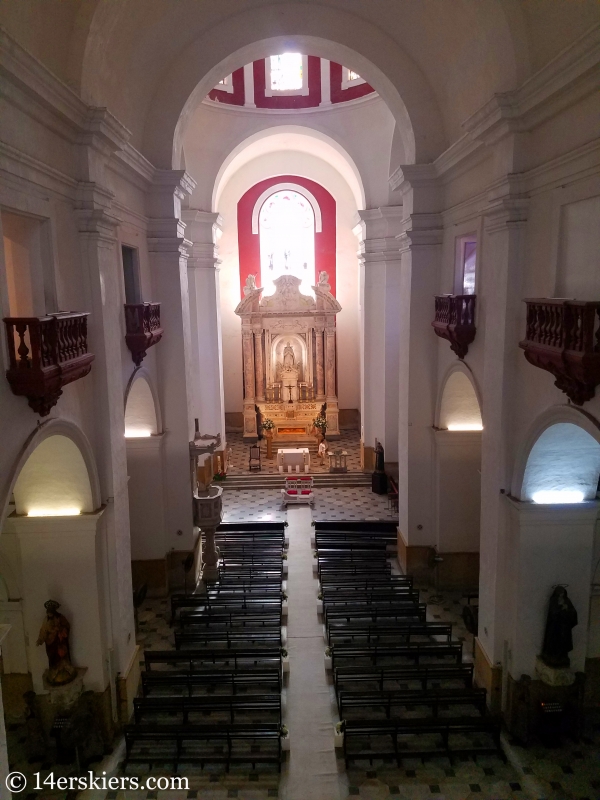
[541,586,578,668]
[374,441,385,473]
[37,600,77,686]
[283,343,295,369]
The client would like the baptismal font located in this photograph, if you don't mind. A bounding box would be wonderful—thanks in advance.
[235,272,342,441]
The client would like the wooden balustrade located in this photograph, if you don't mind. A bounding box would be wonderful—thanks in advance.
[3,312,94,415]
[124,302,163,365]
[432,295,477,359]
[520,298,600,405]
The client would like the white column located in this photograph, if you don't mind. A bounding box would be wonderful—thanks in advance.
[244,63,256,108]
[76,109,136,683]
[393,167,442,547]
[355,207,404,462]
[183,211,226,441]
[477,193,529,667]
[147,171,197,552]
[320,58,331,106]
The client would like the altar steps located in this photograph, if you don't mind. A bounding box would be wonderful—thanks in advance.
[221,472,371,491]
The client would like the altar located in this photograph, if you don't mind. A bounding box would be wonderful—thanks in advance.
[277,447,310,472]
[235,272,342,441]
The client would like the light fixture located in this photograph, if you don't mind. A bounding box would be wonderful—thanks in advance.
[125,427,153,438]
[532,490,585,504]
[27,507,81,517]
[447,424,483,431]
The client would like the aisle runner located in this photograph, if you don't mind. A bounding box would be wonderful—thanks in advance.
[280,507,346,800]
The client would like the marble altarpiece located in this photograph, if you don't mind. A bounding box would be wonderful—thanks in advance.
[235,273,341,441]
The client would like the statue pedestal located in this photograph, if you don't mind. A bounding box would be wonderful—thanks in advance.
[38,667,87,738]
[535,656,575,686]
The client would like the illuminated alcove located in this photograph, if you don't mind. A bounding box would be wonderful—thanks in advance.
[125,374,160,437]
[521,422,600,504]
[438,369,483,431]
[12,435,94,517]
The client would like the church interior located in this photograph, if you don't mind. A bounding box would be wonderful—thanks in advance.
[1,2,600,799]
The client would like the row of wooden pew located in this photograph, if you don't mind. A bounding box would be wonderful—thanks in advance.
[124,522,288,772]
[314,521,505,767]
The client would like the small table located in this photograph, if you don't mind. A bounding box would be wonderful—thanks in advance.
[328,449,348,473]
[278,448,310,473]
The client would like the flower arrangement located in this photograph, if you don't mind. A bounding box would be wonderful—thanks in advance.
[280,725,289,738]
[313,415,327,434]
[213,470,227,481]
[335,720,346,735]
[262,417,276,431]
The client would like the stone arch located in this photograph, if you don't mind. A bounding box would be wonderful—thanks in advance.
[124,367,162,437]
[1,420,101,526]
[212,126,366,211]
[512,405,600,502]
[130,0,450,169]
[436,362,483,431]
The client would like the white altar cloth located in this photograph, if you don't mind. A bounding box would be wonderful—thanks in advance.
[277,448,310,470]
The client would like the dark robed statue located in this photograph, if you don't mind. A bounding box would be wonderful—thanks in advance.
[36,600,77,686]
[374,441,385,473]
[541,586,578,668]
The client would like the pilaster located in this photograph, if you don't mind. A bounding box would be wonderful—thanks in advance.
[477,186,529,669]
[354,206,404,461]
[183,210,227,443]
[75,111,136,682]
[147,171,197,553]
[392,166,443,548]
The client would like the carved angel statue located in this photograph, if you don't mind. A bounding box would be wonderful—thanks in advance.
[243,274,258,296]
[318,271,330,287]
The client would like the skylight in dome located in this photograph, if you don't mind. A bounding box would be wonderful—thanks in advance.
[270,54,303,91]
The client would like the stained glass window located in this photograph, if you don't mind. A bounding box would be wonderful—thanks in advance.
[270,54,303,92]
[348,69,361,81]
[259,190,315,297]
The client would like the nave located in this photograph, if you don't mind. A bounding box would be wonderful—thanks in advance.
[59,511,596,800]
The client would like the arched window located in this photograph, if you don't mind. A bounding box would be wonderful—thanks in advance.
[258,190,316,297]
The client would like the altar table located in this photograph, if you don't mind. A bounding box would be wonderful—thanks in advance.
[277,447,310,472]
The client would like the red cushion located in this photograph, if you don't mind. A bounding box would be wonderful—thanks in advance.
[301,490,312,495]
[286,489,298,495]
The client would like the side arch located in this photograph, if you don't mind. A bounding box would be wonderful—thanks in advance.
[1,419,102,526]
[511,405,600,501]
[435,362,483,431]
[124,367,163,436]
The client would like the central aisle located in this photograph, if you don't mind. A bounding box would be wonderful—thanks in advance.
[280,507,347,800]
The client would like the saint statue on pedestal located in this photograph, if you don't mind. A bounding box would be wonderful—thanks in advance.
[37,600,77,686]
[283,342,295,368]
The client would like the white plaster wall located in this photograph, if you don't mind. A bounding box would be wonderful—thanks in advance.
[182,96,395,211]
[434,430,481,553]
[201,149,361,415]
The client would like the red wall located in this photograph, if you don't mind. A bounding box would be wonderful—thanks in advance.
[237,176,336,298]
[207,67,245,105]
[329,62,374,103]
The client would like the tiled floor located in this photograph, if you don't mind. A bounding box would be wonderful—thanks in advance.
[225,430,363,475]
[221,486,398,523]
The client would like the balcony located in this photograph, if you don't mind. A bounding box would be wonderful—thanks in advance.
[520,299,600,405]
[432,294,477,359]
[4,312,94,416]
[124,302,163,366]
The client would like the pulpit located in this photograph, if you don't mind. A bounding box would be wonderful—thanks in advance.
[328,449,348,473]
[235,272,342,441]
